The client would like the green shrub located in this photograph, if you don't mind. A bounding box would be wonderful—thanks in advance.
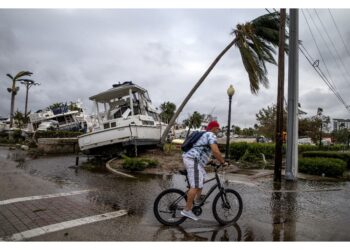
[229,142,249,160]
[121,155,159,171]
[12,129,24,142]
[299,157,346,177]
[240,150,262,163]
[298,145,319,153]
[302,151,350,169]
[248,143,276,159]
[229,142,276,160]
[228,142,345,162]
[298,144,343,153]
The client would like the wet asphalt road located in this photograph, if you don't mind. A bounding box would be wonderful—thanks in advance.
[1,146,350,241]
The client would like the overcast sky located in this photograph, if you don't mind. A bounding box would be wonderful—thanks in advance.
[1,8,350,128]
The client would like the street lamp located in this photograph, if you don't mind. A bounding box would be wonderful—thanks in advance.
[20,79,40,118]
[225,84,235,160]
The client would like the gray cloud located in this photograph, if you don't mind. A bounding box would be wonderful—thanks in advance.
[1,9,349,128]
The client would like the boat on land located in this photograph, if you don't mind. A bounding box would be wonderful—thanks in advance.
[28,101,85,132]
[78,81,167,155]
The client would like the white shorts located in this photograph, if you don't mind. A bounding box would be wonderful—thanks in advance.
[183,157,207,189]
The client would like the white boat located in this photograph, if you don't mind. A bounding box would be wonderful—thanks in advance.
[78,82,167,155]
[28,102,84,132]
[0,121,6,133]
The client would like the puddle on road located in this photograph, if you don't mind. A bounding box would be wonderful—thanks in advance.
[3,147,350,241]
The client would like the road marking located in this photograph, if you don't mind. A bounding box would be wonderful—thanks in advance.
[0,190,93,205]
[1,210,128,241]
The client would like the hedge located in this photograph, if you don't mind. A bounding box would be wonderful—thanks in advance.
[299,157,346,177]
[298,144,343,153]
[302,151,350,169]
[229,142,249,160]
[228,142,345,161]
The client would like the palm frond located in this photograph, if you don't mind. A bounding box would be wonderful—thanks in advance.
[14,71,33,80]
[236,37,269,94]
[232,11,288,94]
[6,74,13,80]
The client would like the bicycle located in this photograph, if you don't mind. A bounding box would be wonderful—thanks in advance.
[153,161,243,226]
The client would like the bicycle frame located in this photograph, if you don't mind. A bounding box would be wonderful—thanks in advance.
[183,167,226,207]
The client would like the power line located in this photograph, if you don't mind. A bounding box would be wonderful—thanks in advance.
[301,9,350,113]
[265,9,350,114]
[302,9,338,92]
[328,9,350,60]
[312,9,350,87]
[299,46,349,110]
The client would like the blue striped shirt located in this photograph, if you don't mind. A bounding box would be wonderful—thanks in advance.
[182,132,217,167]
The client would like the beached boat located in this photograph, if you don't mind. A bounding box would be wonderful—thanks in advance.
[78,81,167,155]
[28,101,84,132]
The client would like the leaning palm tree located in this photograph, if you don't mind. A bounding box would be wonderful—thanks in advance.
[161,11,286,144]
[6,71,33,128]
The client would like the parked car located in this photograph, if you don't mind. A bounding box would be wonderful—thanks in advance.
[298,137,315,145]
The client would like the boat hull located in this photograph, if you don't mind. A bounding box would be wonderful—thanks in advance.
[78,124,165,153]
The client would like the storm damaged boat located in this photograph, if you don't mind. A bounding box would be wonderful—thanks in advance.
[78,81,167,155]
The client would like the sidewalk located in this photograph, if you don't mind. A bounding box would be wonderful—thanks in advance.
[0,158,116,240]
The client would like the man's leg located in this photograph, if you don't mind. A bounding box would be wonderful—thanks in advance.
[181,157,202,220]
[194,166,206,202]
[185,188,201,211]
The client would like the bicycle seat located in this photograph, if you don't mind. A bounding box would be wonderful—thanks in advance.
[179,169,188,176]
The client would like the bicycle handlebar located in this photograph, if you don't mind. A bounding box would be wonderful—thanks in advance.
[207,161,224,169]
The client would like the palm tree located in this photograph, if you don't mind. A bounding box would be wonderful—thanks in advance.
[159,102,177,123]
[6,71,33,128]
[161,11,286,144]
[183,111,204,138]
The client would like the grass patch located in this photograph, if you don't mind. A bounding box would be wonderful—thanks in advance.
[121,155,159,171]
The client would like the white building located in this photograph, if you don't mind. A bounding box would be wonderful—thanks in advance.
[332,118,350,131]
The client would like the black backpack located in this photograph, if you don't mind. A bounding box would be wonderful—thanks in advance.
[181,131,207,152]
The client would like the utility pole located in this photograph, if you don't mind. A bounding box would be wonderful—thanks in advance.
[274,8,286,182]
[286,9,299,181]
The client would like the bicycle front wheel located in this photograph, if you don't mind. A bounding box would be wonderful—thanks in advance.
[153,188,187,226]
[212,188,243,225]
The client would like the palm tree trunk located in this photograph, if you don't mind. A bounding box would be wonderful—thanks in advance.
[274,9,286,182]
[160,38,238,144]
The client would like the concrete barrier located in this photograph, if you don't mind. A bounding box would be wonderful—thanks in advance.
[37,138,79,154]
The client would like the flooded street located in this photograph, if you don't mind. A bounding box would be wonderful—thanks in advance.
[1,146,350,241]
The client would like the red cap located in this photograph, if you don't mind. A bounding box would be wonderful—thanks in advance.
[206,120,220,131]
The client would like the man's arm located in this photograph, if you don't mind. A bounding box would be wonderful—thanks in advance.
[210,143,225,164]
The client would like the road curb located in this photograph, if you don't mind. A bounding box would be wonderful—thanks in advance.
[105,158,137,179]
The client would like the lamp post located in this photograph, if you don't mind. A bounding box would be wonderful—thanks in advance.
[225,85,235,160]
[20,79,40,118]
[317,107,323,148]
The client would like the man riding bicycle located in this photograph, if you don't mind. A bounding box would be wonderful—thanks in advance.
[181,120,227,221]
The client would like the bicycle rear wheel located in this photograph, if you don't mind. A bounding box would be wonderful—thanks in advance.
[212,188,243,225]
[153,188,187,226]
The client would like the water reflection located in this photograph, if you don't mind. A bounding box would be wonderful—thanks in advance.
[271,180,298,241]
[152,223,242,241]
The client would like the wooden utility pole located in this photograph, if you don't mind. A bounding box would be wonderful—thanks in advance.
[274,8,286,182]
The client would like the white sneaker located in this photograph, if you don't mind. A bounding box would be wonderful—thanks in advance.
[180,210,199,221]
